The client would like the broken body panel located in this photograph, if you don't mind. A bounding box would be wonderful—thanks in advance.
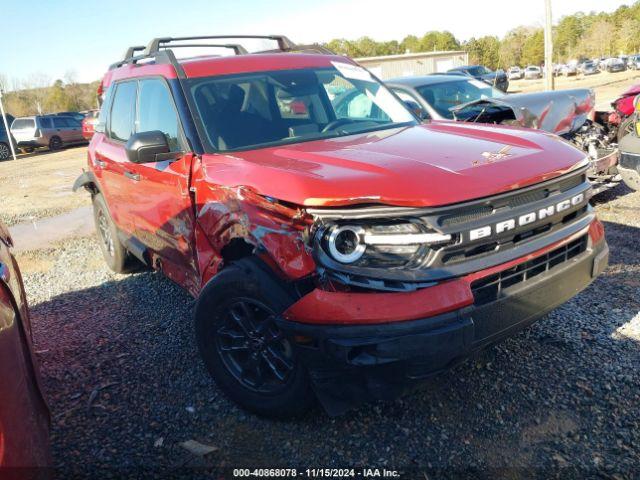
[452,89,619,183]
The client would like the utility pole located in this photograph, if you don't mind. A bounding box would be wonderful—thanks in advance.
[0,89,17,161]
[544,0,555,90]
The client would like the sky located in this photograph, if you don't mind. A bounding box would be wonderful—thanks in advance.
[0,0,634,85]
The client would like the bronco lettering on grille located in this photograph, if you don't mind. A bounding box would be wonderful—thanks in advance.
[469,193,586,241]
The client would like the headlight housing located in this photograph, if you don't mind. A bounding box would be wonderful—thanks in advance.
[319,222,452,268]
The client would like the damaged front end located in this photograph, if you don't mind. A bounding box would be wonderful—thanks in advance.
[271,167,605,414]
[453,89,620,193]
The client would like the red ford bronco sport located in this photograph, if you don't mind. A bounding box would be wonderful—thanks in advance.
[75,36,609,417]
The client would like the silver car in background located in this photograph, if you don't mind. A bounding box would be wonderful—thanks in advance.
[508,66,523,80]
[524,66,542,79]
[10,115,85,152]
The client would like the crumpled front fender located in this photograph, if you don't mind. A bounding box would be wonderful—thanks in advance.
[194,184,316,288]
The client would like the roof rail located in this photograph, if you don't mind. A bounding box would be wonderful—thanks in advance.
[123,45,146,61]
[145,35,298,56]
[108,35,335,72]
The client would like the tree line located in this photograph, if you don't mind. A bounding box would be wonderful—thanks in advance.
[3,2,640,117]
[0,72,99,117]
[325,1,640,69]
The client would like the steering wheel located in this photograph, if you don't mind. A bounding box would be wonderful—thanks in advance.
[322,118,355,133]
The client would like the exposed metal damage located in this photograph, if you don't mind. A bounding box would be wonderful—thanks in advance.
[452,89,620,192]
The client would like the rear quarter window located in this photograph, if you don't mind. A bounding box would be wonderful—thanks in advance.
[12,118,35,129]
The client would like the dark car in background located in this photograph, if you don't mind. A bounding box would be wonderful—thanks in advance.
[0,114,16,160]
[0,222,52,467]
[580,60,599,76]
[447,65,509,92]
[606,58,626,73]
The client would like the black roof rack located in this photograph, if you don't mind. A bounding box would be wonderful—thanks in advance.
[123,45,146,61]
[109,35,335,73]
[145,35,298,56]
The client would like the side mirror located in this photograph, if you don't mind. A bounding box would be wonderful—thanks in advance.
[403,100,427,120]
[125,131,170,164]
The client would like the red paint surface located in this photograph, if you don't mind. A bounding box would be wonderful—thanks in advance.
[81,111,98,141]
[199,121,586,208]
[613,83,640,117]
[0,232,51,467]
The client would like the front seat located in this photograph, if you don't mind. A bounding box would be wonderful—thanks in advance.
[216,85,278,149]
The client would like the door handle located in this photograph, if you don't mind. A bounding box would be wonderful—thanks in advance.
[95,159,106,168]
[124,171,140,181]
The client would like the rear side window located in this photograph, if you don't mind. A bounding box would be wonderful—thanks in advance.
[137,78,181,151]
[109,81,137,142]
[39,117,53,129]
[53,117,68,128]
[12,118,35,129]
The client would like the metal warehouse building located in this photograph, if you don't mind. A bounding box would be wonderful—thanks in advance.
[355,51,469,80]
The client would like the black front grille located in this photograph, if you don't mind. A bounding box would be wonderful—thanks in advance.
[434,172,586,229]
[471,235,588,306]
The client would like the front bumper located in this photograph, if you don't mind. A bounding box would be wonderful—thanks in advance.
[279,223,608,414]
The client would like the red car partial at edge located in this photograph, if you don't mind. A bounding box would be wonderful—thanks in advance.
[75,35,608,417]
[81,110,99,141]
[0,222,51,468]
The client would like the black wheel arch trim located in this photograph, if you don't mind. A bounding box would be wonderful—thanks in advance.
[72,170,100,194]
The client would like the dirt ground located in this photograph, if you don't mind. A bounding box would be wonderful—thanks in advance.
[0,146,91,226]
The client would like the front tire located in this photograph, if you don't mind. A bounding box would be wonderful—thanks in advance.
[195,258,314,418]
[0,142,10,160]
[92,193,138,273]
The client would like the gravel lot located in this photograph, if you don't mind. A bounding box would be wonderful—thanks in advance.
[7,181,635,478]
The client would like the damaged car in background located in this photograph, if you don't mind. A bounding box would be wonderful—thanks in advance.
[387,75,621,193]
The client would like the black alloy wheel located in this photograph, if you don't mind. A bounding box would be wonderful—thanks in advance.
[214,297,295,394]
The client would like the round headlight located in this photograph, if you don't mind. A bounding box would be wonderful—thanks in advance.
[327,225,366,264]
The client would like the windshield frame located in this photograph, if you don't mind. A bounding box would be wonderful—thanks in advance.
[186,66,419,154]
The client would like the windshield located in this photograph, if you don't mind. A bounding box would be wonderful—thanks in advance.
[187,64,416,152]
[466,66,491,76]
[416,79,505,119]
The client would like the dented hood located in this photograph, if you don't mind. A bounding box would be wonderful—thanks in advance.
[200,122,587,208]
[455,89,595,136]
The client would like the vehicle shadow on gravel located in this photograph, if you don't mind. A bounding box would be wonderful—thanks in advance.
[29,228,639,477]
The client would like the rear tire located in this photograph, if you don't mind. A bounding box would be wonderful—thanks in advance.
[195,257,314,418]
[92,193,138,274]
[49,136,62,151]
[0,142,10,160]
